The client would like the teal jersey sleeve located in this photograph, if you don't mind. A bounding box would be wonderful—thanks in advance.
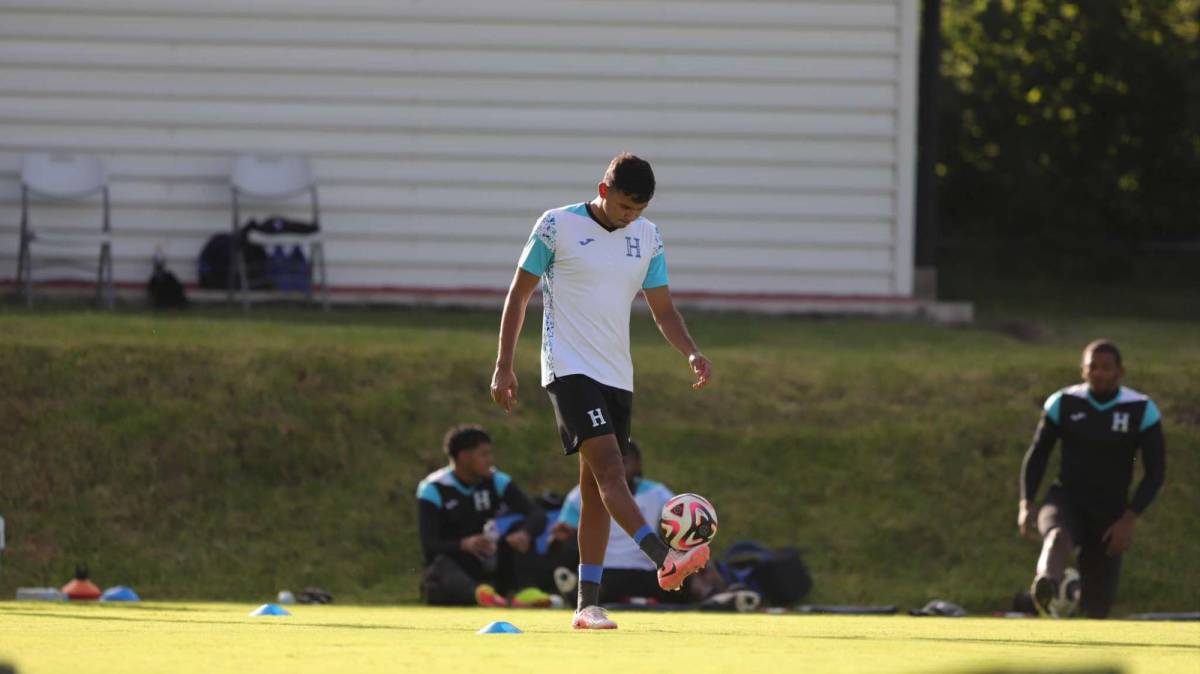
[643,253,669,289]
[642,224,669,289]
[518,212,556,277]
[416,481,441,508]
[1141,399,1162,431]
[519,237,553,276]
[1043,391,1063,425]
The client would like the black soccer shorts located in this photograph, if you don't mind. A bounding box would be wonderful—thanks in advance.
[544,374,633,456]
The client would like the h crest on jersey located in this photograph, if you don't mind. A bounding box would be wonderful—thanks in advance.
[1111,412,1131,433]
[473,490,491,511]
[625,236,641,258]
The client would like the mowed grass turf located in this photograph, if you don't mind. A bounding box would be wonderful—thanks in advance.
[1,602,1197,674]
[0,307,1197,612]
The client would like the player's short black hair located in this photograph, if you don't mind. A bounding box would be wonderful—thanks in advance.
[1083,339,1122,366]
[604,152,655,203]
[443,424,491,459]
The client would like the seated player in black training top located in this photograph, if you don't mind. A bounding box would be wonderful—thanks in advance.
[416,425,547,607]
[1018,340,1166,618]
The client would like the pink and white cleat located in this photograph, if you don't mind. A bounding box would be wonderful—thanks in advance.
[657,544,711,591]
[572,605,618,630]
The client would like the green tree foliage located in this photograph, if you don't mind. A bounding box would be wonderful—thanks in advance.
[937,0,1199,277]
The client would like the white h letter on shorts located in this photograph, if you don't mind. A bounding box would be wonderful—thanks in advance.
[587,408,606,428]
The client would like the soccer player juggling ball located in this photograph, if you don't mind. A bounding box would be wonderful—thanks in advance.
[1019,340,1166,618]
[491,153,713,630]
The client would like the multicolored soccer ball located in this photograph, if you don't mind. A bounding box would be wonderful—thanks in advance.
[658,493,718,551]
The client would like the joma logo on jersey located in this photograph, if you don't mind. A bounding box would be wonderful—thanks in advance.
[625,237,641,258]
[473,490,491,511]
[1111,412,1131,433]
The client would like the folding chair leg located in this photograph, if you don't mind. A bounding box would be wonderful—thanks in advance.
[317,241,329,312]
[101,244,114,309]
[226,258,235,304]
[237,247,251,312]
[305,242,315,305]
[96,245,105,308]
[15,239,25,303]
[21,244,33,309]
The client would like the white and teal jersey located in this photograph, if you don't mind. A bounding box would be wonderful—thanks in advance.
[518,202,669,392]
[558,478,673,571]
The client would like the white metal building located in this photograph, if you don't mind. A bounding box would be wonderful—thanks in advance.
[0,0,924,309]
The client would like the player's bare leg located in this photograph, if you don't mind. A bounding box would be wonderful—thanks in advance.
[1032,527,1073,615]
[578,434,708,594]
[578,435,647,535]
[571,444,620,629]
[577,456,611,571]
[573,453,616,628]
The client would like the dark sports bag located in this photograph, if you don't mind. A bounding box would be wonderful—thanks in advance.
[197,232,271,290]
[148,266,188,309]
[720,540,813,607]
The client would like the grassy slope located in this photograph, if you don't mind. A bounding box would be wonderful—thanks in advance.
[0,305,1196,614]
[1,602,1197,674]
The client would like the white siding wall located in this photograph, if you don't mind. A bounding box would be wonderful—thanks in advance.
[0,0,919,298]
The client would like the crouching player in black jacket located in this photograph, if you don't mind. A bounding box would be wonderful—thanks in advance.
[1019,340,1166,618]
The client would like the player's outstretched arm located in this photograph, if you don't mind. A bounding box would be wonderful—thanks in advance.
[643,285,711,389]
[1019,414,1060,539]
[491,268,541,412]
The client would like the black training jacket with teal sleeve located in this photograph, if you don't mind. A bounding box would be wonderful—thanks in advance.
[1021,384,1165,519]
[415,467,545,568]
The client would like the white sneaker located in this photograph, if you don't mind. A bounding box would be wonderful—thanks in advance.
[572,605,617,630]
[1057,568,1082,617]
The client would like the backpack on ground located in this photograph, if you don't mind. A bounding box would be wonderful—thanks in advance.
[719,540,813,607]
[148,266,188,309]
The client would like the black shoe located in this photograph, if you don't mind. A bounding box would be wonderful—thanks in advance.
[1031,575,1058,617]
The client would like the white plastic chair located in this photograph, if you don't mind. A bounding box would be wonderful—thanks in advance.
[229,154,328,310]
[17,153,114,308]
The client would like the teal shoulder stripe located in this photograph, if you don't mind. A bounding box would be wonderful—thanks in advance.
[416,481,442,508]
[1140,400,1162,431]
[493,470,512,497]
[563,203,589,217]
[1043,391,1063,425]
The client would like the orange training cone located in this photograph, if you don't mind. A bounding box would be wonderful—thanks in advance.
[61,564,101,601]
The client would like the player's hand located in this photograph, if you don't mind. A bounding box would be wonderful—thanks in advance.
[490,366,519,413]
[505,529,532,554]
[1102,510,1137,556]
[1018,500,1040,540]
[548,521,575,542]
[688,352,712,390]
[460,534,497,560]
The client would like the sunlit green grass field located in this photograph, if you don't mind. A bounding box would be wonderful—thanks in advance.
[0,307,1197,612]
[1,602,1196,674]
